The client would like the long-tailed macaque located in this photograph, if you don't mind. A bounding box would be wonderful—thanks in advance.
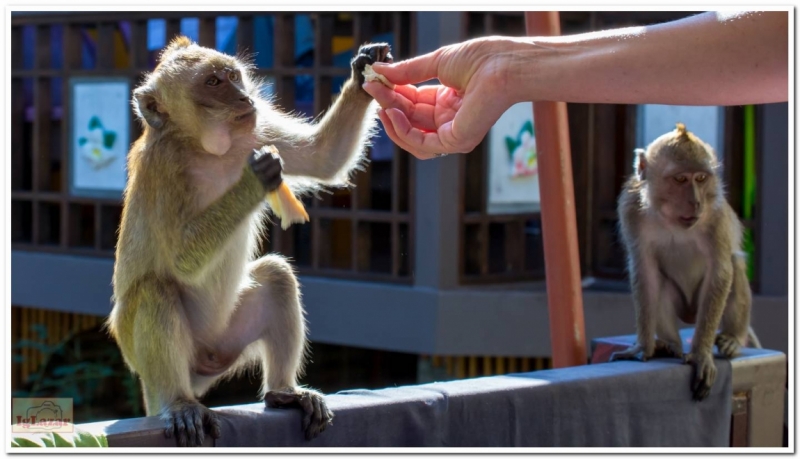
[107,36,392,446]
[611,123,758,401]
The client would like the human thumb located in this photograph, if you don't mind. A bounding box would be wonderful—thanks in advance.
[371,49,441,86]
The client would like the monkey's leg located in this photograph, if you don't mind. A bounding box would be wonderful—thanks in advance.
[125,277,222,447]
[653,280,685,359]
[715,255,752,358]
[195,254,333,440]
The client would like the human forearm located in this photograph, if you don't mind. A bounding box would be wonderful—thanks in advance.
[506,11,788,105]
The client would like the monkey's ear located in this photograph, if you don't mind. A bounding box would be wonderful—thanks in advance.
[633,148,647,180]
[133,85,167,130]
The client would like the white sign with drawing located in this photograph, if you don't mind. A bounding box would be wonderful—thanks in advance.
[487,102,540,214]
[70,78,130,198]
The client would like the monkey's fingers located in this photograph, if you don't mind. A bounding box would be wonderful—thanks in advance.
[714,333,740,359]
[206,411,222,440]
[609,344,646,362]
[183,410,202,446]
[685,353,716,401]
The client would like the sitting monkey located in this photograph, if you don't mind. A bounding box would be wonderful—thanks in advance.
[612,123,758,401]
[107,36,392,446]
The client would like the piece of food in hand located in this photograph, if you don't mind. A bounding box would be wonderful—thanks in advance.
[363,64,395,89]
[262,145,310,230]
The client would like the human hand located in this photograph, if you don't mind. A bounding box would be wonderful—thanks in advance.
[362,37,518,159]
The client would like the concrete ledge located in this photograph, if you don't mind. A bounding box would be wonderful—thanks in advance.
[75,351,765,448]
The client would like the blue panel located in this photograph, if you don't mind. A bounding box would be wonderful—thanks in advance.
[147,18,166,51]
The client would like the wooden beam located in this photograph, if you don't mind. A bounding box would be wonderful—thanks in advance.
[524,11,587,368]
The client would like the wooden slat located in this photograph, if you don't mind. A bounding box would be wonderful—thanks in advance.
[199,17,216,48]
[506,221,525,272]
[96,22,115,70]
[236,15,254,54]
[494,356,505,375]
[165,18,181,44]
[11,77,25,192]
[12,26,23,69]
[483,356,492,376]
[94,203,102,250]
[271,14,296,255]
[313,13,334,116]
[130,20,150,69]
[61,24,81,248]
[468,356,478,378]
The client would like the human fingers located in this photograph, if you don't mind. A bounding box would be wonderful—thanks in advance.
[370,49,442,86]
[384,108,454,159]
[363,82,441,132]
[378,110,420,157]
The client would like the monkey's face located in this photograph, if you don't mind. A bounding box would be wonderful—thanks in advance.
[134,37,262,155]
[651,161,716,229]
[188,58,256,125]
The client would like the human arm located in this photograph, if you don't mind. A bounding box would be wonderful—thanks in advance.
[363,11,788,158]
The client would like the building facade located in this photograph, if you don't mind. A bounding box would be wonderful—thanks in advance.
[10,11,789,422]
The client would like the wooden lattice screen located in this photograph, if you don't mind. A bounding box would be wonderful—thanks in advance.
[11,12,416,283]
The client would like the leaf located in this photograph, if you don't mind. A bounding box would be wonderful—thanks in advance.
[505,136,519,157]
[520,119,534,136]
[102,131,116,149]
[88,116,102,130]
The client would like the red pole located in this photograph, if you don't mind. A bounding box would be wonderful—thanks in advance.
[524,11,587,368]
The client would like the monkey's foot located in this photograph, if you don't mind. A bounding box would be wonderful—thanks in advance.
[265,388,334,441]
[683,352,717,401]
[653,338,684,359]
[351,43,394,86]
[609,344,653,362]
[715,333,741,359]
[161,399,221,447]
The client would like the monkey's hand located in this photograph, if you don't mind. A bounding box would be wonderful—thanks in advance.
[715,333,741,359]
[684,351,717,401]
[265,388,334,441]
[609,343,652,362]
[653,338,684,359]
[248,147,283,193]
[351,43,393,87]
[162,399,221,447]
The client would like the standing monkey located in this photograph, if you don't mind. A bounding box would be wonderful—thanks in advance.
[611,123,757,400]
[107,36,393,446]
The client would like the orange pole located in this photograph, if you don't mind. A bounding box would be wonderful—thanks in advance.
[524,11,587,368]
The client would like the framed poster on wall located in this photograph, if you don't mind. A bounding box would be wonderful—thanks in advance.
[69,77,130,198]
[487,102,540,214]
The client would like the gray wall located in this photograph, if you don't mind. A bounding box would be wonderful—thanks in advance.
[12,251,789,356]
[758,103,789,296]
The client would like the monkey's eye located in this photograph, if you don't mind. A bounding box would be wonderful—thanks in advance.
[695,174,707,183]
[674,176,688,183]
[229,71,241,83]
[206,76,221,86]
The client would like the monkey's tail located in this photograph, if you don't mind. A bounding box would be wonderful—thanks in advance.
[747,326,763,349]
[266,183,310,230]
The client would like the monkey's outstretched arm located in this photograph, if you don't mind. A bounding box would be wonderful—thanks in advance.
[175,152,280,277]
[265,43,392,186]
